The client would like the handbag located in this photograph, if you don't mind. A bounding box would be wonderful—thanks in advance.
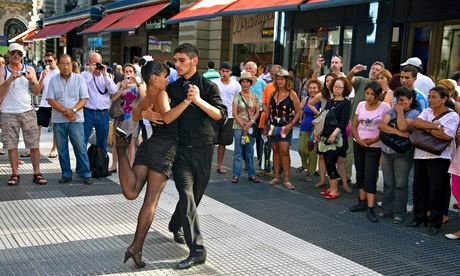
[319,100,346,138]
[239,93,256,136]
[409,110,452,155]
[379,117,412,153]
[109,97,124,119]
[312,109,329,136]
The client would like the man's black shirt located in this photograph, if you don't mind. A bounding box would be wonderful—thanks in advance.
[167,72,227,147]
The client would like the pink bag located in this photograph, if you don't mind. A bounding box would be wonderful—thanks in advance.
[346,122,351,138]
[448,145,460,176]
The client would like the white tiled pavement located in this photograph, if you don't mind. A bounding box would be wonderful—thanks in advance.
[0,130,383,275]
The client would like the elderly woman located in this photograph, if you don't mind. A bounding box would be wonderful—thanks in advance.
[379,87,419,224]
[316,76,352,199]
[297,79,321,182]
[268,69,301,190]
[231,72,261,183]
[407,86,460,235]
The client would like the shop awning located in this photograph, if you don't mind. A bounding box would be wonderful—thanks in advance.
[79,10,133,35]
[166,0,238,24]
[105,2,170,32]
[217,0,305,16]
[300,0,377,11]
[8,27,37,43]
[33,18,88,40]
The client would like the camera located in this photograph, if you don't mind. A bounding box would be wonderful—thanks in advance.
[125,76,131,82]
[362,65,368,70]
[95,62,104,70]
[106,67,112,74]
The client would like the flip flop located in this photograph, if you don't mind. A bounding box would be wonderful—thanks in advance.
[48,153,58,158]
[216,167,227,174]
[20,153,30,158]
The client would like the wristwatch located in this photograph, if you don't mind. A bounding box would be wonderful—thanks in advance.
[72,108,77,113]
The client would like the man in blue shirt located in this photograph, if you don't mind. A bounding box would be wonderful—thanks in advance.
[400,65,428,112]
[47,54,92,185]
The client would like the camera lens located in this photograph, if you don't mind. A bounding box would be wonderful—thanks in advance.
[96,62,104,70]
[22,72,27,76]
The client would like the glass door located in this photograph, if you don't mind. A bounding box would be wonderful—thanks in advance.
[436,23,460,80]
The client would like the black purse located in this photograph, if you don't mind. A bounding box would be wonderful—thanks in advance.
[379,117,412,153]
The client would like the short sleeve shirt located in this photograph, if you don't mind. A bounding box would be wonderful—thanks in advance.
[414,108,459,160]
[355,101,390,147]
[233,92,260,129]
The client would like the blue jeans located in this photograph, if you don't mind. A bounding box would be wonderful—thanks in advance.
[54,122,92,179]
[83,108,109,151]
[233,128,255,177]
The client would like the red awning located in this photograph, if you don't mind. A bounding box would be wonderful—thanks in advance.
[8,27,37,43]
[34,18,88,40]
[217,0,304,16]
[22,30,38,43]
[79,10,133,35]
[167,0,237,24]
[105,2,170,32]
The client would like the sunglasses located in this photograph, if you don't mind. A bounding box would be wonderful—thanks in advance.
[44,59,53,63]
[10,51,23,57]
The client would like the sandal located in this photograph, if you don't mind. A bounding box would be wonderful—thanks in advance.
[33,173,47,185]
[283,181,295,190]
[7,174,20,186]
[248,176,260,183]
[295,166,304,174]
[20,152,30,158]
[231,176,239,183]
[268,178,279,186]
[216,167,227,174]
[47,153,58,158]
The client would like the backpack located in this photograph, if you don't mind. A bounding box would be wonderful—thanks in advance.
[87,145,109,178]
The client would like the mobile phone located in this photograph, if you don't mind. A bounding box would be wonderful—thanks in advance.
[362,65,368,70]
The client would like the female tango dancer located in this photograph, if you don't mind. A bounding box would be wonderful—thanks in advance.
[116,60,191,268]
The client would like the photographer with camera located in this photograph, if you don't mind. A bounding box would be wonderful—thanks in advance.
[81,52,118,151]
[0,43,46,186]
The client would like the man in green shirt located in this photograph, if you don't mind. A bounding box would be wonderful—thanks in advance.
[203,60,220,81]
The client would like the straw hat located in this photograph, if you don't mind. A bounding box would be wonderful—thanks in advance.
[238,71,257,84]
[275,69,293,80]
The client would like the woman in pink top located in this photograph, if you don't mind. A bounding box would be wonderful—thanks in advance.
[350,81,390,222]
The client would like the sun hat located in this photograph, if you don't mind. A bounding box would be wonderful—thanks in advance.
[237,71,257,84]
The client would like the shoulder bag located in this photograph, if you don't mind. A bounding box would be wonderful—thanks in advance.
[409,110,452,155]
[239,93,256,136]
[379,117,412,153]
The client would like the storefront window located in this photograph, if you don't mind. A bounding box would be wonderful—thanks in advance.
[147,35,176,62]
[288,26,353,79]
[233,43,273,66]
[437,24,460,80]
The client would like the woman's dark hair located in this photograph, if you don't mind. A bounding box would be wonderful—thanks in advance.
[321,72,337,100]
[331,76,352,97]
[394,87,418,110]
[364,81,383,100]
[429,85,450,99]
[141,60,169,85]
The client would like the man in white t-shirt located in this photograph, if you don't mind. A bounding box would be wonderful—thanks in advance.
[36,52,60,158]
[400,57,434,96]
[212,62,241,173]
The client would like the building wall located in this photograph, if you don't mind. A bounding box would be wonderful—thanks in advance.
[0,1,32,36]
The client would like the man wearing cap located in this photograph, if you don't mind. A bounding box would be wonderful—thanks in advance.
[0,43,47,185]
[400,57,435,96]
[212,62,241,174]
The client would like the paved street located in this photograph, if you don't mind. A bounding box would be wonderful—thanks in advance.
[0,129,459,275]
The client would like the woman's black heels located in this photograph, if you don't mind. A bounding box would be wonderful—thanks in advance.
[124,248,146,268]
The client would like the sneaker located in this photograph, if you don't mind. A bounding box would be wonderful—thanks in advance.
[377,201,383,208]
[349,200,367,212]
[83,178,93,185]
[367,207,379,223]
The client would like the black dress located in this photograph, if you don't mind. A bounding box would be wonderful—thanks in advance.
[133,120,178,178]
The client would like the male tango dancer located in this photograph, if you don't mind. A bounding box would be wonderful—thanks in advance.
[157,43,227,269]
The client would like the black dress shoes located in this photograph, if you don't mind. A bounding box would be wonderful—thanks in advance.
[177,252,206,269]
[58,177,72,184]
[427,226,440,236]
[406,219,428,228]
[172,228,186,244]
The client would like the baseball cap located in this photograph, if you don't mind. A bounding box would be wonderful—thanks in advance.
[8,43,25,55]
[401,57,422,68]
[220,61,232,70]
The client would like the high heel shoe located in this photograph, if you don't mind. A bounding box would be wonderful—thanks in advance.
[124,248,146,268]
